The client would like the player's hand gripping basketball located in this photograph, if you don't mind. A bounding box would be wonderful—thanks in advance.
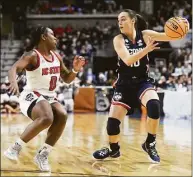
[8,81,20,96]
[145,36,160,53]
[72,55,86,72]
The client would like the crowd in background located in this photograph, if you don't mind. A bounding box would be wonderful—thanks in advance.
[8,0,193,91]
[149,0,192,31]
[11,0,192,39]
[15,0,192,91]
[17,21,117,61]
[148,0,192,91]
[26,0,122,15]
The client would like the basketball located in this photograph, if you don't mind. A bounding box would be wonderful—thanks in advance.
[164,17,190,38]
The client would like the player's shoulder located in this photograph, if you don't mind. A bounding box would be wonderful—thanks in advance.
[113,34,124,43]
[114,34,124,40]
[141,29,154,37]
[22,50,37,59]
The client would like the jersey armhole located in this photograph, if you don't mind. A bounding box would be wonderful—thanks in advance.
[25,50,40,71]
[139,30,147,46]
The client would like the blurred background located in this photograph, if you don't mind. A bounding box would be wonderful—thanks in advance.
[0,0,192,118]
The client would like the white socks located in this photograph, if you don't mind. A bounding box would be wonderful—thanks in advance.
[13,139,53,157]
[15,138,26,147]
[39,143,53,154]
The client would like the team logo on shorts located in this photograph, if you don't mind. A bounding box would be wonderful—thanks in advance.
[25,93,34,101]
[113,92,122,101]
[43,95,51,101]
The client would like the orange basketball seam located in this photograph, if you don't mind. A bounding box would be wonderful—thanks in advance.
[169,18,185,36]
[165,24,182,36]
[165,24,182,37]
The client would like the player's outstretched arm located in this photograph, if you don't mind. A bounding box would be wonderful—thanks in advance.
[142,30,182,41]
[142,17,189,41]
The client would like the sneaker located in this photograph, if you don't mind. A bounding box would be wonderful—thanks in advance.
[4,143,22,161]
[34,149,51,172]
[93,147,120,160]
[142,141,160,163]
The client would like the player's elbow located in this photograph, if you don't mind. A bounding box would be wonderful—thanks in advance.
[126,61,133,66]
[64,80,72,84]
[9,65,22,74]
[8,67,16,75]
[62,77,72,84]
[62,78,70,83]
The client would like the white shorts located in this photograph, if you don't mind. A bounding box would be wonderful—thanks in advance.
[19,91,58,118]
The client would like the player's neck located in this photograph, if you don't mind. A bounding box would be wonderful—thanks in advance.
[125,29,136,42]
[37,45,51,56]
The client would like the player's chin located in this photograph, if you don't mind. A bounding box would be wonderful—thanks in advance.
[120,28,124,33]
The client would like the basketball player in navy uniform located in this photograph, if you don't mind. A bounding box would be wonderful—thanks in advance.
[93,9,188,163]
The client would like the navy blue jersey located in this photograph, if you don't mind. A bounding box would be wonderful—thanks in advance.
[117,30,149,79]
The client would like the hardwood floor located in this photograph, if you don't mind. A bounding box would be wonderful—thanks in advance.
[1,113,191,176]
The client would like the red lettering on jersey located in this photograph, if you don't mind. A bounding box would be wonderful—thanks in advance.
[50,66,60,74]
[42,66,60,75]
[42,68,49,75]
[50,67,54,74]
[56,66,60,73]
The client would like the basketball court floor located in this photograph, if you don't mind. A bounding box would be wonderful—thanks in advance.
[1,112,191,176]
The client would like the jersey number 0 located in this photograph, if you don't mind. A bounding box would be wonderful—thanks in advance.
[49,76,57,91]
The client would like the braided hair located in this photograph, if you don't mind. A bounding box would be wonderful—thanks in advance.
[26,26,48,51]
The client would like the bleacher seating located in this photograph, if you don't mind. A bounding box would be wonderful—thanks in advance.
[1,40,22,82]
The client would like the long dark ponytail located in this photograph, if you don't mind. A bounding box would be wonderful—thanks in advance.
[26,26,47,51]
[122,9,148,31]
[135,14,148,31]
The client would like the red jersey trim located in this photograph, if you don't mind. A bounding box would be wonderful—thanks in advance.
[51,51,61,63]
[33,91,41,97]
[111,100,131,110]
[36,49,54,63]
[139,88,156,100]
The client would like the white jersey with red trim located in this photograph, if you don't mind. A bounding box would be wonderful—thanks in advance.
[23,49,60,97]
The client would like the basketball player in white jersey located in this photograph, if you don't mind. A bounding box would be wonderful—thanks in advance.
[4,26,85,171]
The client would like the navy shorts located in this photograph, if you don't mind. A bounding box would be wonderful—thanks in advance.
[112,80,156,110]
